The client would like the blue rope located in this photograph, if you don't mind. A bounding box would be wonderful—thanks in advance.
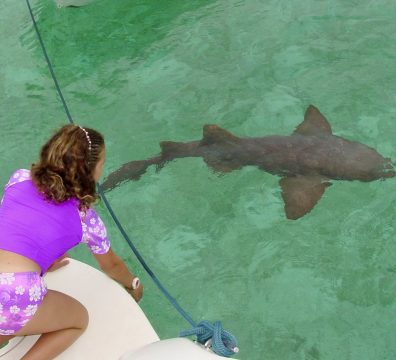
[25,0,196,327]
[97,185,196,327]
[180,320,239,357]
[25,0,74,124]
[25,0,238,357]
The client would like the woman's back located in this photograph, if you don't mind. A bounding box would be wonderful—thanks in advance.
[0,170,82,274]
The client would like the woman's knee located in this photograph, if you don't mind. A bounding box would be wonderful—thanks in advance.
[15,290,89,336]
[56,294,89,331]
[78,304,89,331]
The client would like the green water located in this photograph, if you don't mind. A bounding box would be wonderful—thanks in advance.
[1,0,396,359]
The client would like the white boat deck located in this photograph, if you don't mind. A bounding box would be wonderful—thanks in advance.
[0,259,237,359]
[0,258,159,359]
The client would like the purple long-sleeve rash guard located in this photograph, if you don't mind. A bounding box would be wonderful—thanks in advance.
[0,169,110,274]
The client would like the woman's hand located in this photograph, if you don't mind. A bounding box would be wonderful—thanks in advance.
[126,283,144,302]
[94,249,144,302]
[47,254,70,272]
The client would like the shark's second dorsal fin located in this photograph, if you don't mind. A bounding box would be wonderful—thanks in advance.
[200,124,240,145]
[294,105,332,136]
[160,141,182,155]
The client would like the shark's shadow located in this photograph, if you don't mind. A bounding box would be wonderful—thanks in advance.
[102,106,394,219]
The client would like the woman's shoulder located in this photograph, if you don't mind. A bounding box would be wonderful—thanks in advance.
[5,169,31,189]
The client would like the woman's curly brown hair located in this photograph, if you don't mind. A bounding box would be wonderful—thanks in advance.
[31,124,105,209]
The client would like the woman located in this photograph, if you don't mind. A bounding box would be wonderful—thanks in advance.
[0,124,143,359]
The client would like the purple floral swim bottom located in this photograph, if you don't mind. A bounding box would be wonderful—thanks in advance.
[0,272,47,335]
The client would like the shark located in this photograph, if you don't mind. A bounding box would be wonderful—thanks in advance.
[55,0,95,7]
[101,105,394,219]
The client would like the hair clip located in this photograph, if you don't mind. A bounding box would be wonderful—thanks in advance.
[79,126,92,152]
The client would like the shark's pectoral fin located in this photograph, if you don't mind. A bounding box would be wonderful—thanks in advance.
[279,175,332,220]
[294,105,332,136]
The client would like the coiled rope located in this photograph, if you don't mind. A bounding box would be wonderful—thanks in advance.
[25,0,238,356]
[180,320,239,357]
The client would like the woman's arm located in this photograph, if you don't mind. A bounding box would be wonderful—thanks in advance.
[94,248,143,302]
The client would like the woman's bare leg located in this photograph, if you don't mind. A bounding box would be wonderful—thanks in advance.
[15,290,89,360]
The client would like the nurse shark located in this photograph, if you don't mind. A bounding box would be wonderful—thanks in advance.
[101,106,394,219]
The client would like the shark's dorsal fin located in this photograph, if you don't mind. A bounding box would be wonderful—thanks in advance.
[293,105,332,136]
[200,125,240,145]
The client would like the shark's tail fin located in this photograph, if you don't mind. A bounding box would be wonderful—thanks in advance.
[101,157,161,190]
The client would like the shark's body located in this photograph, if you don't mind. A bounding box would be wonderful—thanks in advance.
[102,106,394,219]
[55,0,95,7]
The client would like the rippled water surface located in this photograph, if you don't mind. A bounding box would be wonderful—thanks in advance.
[1,0,396,359]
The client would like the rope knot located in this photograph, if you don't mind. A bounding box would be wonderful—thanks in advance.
[180,320,239,357]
